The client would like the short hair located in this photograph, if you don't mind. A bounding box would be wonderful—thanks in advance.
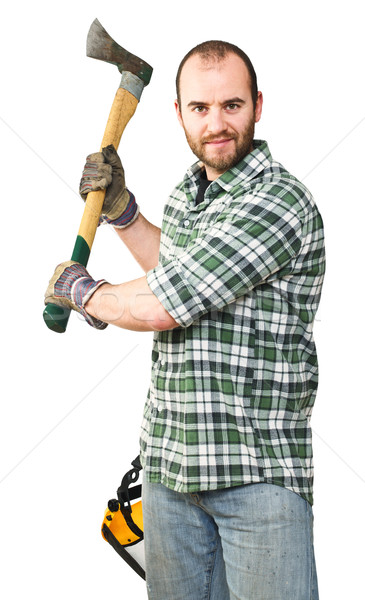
[176,40,258,109]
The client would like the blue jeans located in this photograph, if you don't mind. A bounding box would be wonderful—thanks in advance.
[142,481,319,600]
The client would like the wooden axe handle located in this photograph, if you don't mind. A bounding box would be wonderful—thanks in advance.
[43,87,139,333]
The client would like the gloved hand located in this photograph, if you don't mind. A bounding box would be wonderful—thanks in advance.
[79,144,139,228]
[45,261,108,329]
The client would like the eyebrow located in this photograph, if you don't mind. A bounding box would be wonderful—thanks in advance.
[187,97,246,108]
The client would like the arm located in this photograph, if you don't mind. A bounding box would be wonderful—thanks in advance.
[45,148,169,331]
[44,261,179,332]
[80,146,161,271]
[85,275,179,331]
[45,189,301,332]
[113,213,161,273]
[146,196,303,328]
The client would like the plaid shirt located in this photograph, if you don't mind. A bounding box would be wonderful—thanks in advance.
[141,140,325,504]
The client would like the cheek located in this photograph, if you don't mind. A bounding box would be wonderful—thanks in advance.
[235,114,255,135]
[182,116,204,139]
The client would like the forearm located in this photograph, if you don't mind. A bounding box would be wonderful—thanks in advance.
[113,213,161,273]
[85,275,179,332]
[79,147,161,271]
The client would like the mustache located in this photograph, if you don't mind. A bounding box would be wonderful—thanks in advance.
[202,133,237,144]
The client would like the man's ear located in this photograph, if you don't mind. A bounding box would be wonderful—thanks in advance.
[174,99,184,127]
[255,92,263,123]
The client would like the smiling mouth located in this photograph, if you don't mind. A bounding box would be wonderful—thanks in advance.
[204,137,234,147]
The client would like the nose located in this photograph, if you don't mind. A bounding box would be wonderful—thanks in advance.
[207,108,228,134]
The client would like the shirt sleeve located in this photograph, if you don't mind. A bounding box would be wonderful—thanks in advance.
[146,197,303,327]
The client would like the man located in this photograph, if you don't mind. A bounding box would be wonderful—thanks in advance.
[46,41,325,599]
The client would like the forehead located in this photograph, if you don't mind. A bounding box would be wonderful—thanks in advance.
[179,53,251,103]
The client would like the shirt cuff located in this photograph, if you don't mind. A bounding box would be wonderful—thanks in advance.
[147,262,207,328]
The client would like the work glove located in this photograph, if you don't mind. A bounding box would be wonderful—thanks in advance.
[79,144,139,228]
[44,261,108,329]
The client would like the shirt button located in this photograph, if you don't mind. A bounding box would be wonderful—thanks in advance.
[160,358,166,366]
[184,219,190,228]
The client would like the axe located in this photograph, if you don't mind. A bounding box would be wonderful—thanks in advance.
[43,19,153,333]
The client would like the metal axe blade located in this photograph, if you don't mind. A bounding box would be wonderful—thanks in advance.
[87,19,153,89]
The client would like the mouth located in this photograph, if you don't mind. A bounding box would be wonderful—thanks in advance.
[204,137,235,148]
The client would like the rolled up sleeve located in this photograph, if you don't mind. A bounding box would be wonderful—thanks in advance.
[147,200,302,328]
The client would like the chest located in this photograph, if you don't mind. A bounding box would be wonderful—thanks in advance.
[159,198,226,261]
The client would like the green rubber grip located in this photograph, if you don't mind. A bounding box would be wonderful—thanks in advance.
[43,303,71,334]
[43,235,91,333]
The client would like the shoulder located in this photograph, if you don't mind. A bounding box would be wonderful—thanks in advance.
[230,159,322,228]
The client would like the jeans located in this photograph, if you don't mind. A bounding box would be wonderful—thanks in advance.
[142,481,319,600]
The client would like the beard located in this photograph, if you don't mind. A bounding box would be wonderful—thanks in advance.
[182,116,256,174]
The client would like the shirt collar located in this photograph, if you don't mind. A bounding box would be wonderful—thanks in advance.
[219,139,272,190]
[183,140,272,204]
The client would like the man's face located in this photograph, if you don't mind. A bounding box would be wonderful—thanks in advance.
[175,53,263,180]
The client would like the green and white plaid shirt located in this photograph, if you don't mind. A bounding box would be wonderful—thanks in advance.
[141,140,325,504]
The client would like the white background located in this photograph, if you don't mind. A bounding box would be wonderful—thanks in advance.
[1,1,364,598]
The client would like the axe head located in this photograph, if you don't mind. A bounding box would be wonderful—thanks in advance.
[87,19,153,87]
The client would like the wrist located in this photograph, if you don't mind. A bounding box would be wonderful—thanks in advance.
[84,282,123,324]
[102,190,139,229]
[52,261,108,329]
[73,276,109,329]
[72,276,108,310]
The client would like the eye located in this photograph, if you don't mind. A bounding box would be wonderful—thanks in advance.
[226,103,239,111]
[193,106,207,113]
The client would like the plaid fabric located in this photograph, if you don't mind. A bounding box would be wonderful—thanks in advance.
[141,140,325,504]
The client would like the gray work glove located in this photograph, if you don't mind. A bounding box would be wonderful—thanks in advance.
[79,144,139,228]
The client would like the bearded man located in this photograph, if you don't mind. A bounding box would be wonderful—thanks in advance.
[46,40,325,600]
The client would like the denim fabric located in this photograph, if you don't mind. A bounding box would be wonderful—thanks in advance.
[142,481,319,600]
